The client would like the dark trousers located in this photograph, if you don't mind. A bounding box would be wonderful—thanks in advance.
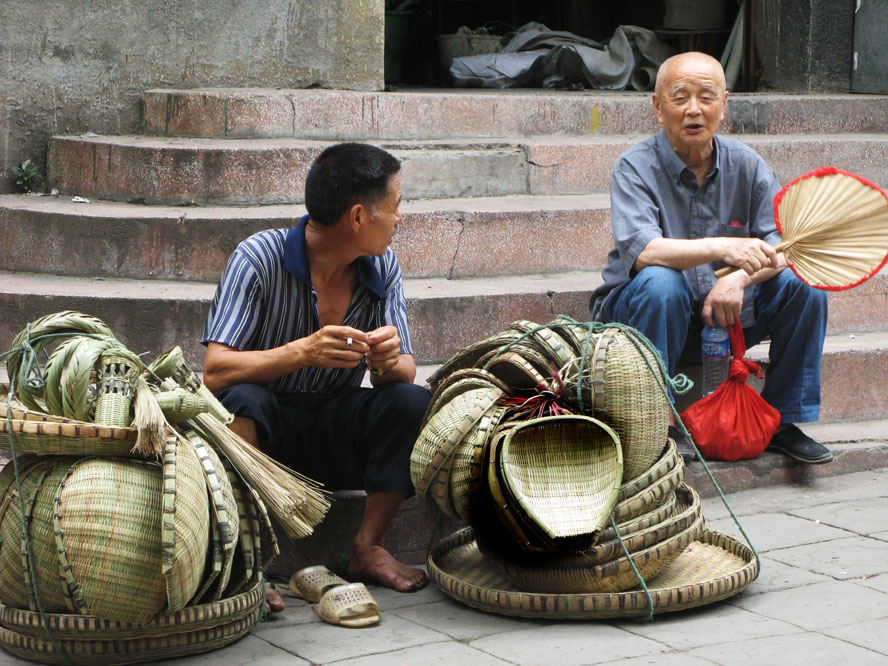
[216,382,431,495]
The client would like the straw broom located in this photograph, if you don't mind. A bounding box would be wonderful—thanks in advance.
[160,378,330,538]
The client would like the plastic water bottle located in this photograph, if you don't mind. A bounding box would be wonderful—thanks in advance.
[701,325,730,396]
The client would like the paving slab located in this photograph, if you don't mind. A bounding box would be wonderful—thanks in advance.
[258,611,450,663]
[153,634,310,666]
[728,579,888,631]
[387,598,547,641]
[788,497,888,535]
[613,603,802,651]
[467,623,668,666]
[703,512,854,552]
[823,618,888,657]
[686,632,888,666]
[764,535,888,580]
[741,556,832,595]
[327,641,516,666]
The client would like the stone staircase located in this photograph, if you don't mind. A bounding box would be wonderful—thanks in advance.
[2,88,888,574]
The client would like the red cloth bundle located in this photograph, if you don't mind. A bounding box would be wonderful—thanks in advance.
[680,323,781,461]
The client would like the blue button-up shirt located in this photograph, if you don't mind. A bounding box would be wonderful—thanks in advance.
[202,215,413,394]
[590,131,782,327]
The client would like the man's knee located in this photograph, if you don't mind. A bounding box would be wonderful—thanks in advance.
[610,266,693,319]
[763,269,828,316]
[375,383,431,422]
[215,383,280,450]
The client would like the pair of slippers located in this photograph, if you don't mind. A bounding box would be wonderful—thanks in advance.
[289,565,380,628]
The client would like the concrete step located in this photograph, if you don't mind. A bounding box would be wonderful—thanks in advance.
[47,134,888,206]
[0,193,612,281]
[142,88,888,140]
[2,269,887,421]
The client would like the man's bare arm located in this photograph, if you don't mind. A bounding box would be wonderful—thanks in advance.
[203,324,371,392]
[635,237,779,274]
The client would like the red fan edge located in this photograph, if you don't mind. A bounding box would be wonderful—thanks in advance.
[773,166,888,292]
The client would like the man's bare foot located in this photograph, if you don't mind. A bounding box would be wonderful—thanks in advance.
[347,544,428,592]
[266,585,286,614]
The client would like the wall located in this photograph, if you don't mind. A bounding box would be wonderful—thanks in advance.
[0,0,384,193]
[755,0,854,92]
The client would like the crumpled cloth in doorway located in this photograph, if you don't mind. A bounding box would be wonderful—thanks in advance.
[450,22,675,90]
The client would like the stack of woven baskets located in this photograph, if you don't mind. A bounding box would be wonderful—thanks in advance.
[413,317,758,619]
[0,311,298,665]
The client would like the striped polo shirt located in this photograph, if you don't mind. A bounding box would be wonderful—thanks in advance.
[202,215,414,394]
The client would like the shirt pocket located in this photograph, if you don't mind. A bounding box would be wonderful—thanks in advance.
[719,220,750,237]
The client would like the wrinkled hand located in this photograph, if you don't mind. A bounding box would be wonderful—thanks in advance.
[702,273,746,327]
[365,326,401,373]
[296,325,369,369]
[720,237,779,276]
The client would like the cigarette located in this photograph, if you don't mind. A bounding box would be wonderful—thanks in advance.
[346,337,353,348]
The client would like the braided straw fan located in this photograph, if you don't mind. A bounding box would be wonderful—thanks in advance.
[715,167,888,289]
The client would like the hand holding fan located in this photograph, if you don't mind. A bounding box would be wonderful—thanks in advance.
[715,167,888,290]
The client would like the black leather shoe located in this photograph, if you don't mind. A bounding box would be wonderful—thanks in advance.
[767,425,833,464]
[668,425,698,461]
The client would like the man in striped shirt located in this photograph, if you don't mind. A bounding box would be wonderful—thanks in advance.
[202,143,431,609]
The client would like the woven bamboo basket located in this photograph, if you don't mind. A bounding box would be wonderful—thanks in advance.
[427,330,524,391]
[481,351,550,392]
[183,431,239,603]
[561,327,671,481]
[0,418,138,457]
[0,580,263,641]
[0,456,172,624]
[411,386,503,495]
[492,509,703,594]
[0,579,263,666]
[612,453,685,524]
[492,416,623,552]
[544,316,595,357]
[616,438,677,503]
[421,370,511,429]
[449,404,513,522]
[428,527,758,619]
[504,483,700,569]
[161,435,211,612]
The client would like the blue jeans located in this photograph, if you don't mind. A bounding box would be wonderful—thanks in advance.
[600,266,828,423]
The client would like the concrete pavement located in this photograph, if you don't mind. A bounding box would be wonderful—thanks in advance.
[97,467,888,665]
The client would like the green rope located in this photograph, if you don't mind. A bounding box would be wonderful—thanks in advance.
[608,514,654,623]
[1,327,73,665]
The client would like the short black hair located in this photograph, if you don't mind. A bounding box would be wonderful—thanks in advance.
[304,143,401,226]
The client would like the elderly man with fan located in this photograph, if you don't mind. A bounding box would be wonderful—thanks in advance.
[201,143,431,612]
[590,51,832,465]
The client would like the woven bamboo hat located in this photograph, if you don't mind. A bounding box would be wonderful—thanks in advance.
[487,415,623,553]
[428,526,758,620]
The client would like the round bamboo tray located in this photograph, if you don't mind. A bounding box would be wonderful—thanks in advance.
[421,370,510,429]
[612,452,685,524]
[428,527,757,619]
[427,330,524,392]
[0,581,263,641]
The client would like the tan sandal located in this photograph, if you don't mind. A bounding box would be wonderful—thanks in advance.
[289,565,349,603]
[289,566,380,628]
[315,582,379,628]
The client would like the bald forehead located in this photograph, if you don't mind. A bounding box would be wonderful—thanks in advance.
[655,52,726,95]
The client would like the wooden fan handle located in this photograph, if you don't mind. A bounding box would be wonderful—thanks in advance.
[714,247,787,279]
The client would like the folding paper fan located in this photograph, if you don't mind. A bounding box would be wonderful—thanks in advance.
[715,167,888,290]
